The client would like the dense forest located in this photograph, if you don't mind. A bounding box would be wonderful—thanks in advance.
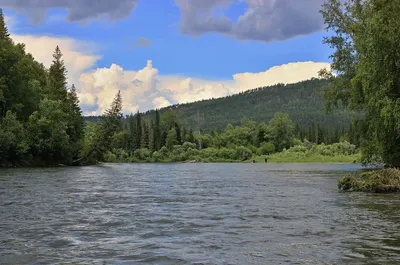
[86,78,358,133]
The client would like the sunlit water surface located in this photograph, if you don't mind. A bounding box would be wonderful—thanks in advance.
[1,163,400,264]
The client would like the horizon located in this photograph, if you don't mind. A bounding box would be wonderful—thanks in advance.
[3,0,331,115]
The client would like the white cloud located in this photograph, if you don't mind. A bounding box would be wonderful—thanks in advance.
[10,34,101,87]
[6,16,330,116]
[152,97,172,109]
[79,60,330,115]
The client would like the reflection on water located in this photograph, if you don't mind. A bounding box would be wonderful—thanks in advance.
[0,163,399,264]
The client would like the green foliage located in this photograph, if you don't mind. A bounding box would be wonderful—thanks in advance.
[268,112,295,152]
[27,99,71,165]
[267,141,359,163]
[0,111,26,165]
[320,0,400,167]
[258,142,275,155]
[139,79,357,133]
[166,128,178,150]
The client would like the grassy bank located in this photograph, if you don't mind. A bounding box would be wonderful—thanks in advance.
[338,168,400,193]
[261,153,360,163]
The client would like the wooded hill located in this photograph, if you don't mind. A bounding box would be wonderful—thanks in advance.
[87,78,356,133]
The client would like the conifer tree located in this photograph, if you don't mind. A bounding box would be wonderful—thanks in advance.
[0,9,10,41]
[149,120,155,151]
[141,121,149,149]
[154,110,161,150]
[175,122,182,145]
[47,46,68,101]
[135,112,142,149]
[67,84,84,157]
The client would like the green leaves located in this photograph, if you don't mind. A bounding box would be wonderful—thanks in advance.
[321,0,400,167]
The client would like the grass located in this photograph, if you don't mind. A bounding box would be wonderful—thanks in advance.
[338,168,400,193]
[249,153,361,163]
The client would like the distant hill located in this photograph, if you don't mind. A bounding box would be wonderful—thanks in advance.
[85,78,356,132]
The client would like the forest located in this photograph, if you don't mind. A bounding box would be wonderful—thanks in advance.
[86,78,358,133]
[1,0,399,171]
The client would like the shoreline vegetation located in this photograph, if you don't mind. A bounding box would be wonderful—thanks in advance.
[338,168,400,193]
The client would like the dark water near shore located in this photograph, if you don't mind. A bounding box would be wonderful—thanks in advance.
[1,163,400,264]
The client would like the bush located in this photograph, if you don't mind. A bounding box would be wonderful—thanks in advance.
[258,142,275,155]
[134,148,151,160]
[235,146,253,161]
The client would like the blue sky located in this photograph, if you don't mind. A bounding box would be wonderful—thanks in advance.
[3,0,332,114]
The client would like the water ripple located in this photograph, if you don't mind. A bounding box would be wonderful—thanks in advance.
[1,163,399,264]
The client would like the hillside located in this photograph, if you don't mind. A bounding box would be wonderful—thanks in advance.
[142,78,354,132]
[85,78,355,132]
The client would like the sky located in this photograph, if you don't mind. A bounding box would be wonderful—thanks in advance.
[2,0,332,115]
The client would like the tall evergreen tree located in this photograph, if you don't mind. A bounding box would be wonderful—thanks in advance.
[175,122,182,145]
[141,121,149,149]
[81,90,123,163]
[154,110,161,150]
[135,111,142,149]
[47,46,68,101]
[0,9,10,41]
[149,120,155,151]
[66,84,84,157]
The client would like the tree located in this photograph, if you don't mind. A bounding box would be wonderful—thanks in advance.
[47,46,68,101]
[80,90,123,163]
[154,110,161,150]
[66,84,84,157]
[268,112,295,152]
[166,128,177,150]
[0,8,10,41]
[320,0,400,166]
[0,111,26,165]
[27,99,71,165]
[175,122,182,145]
[141,121,149,149]
[135,111,142,149]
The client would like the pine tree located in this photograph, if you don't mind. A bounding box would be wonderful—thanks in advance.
[187,129,195,143]
[47,46,68,101]
[135,111,142,149]
[141,121,149,149]
[154,110,161,150]
[66,84,84,157]
[175,122,182,145]
[127,113,136,151]
[0,8,10,41]
[149,121,155,151]
[0,8,13,117]
[78,91,123,164]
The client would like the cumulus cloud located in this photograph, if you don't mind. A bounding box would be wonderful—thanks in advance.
[153,97,172,109]
[78,60,330,115]
[0,0,139,23]
[11,34,101,87]
[175,0,325,42]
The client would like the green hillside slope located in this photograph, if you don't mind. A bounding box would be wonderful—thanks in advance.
[139,78,354,132]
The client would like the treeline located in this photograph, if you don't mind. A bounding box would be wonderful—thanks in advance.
[0,10,84,166]
[0,10,121,167]
[100,108,358,163]
[140,78,359,133]
[85,79,358,134]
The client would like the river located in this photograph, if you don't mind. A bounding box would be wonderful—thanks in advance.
[1,163,400,264]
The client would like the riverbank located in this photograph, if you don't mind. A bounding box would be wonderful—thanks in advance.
[250,153,360,163]
[338,168,400,193]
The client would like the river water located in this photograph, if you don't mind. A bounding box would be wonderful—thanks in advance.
[1,163,400,264]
